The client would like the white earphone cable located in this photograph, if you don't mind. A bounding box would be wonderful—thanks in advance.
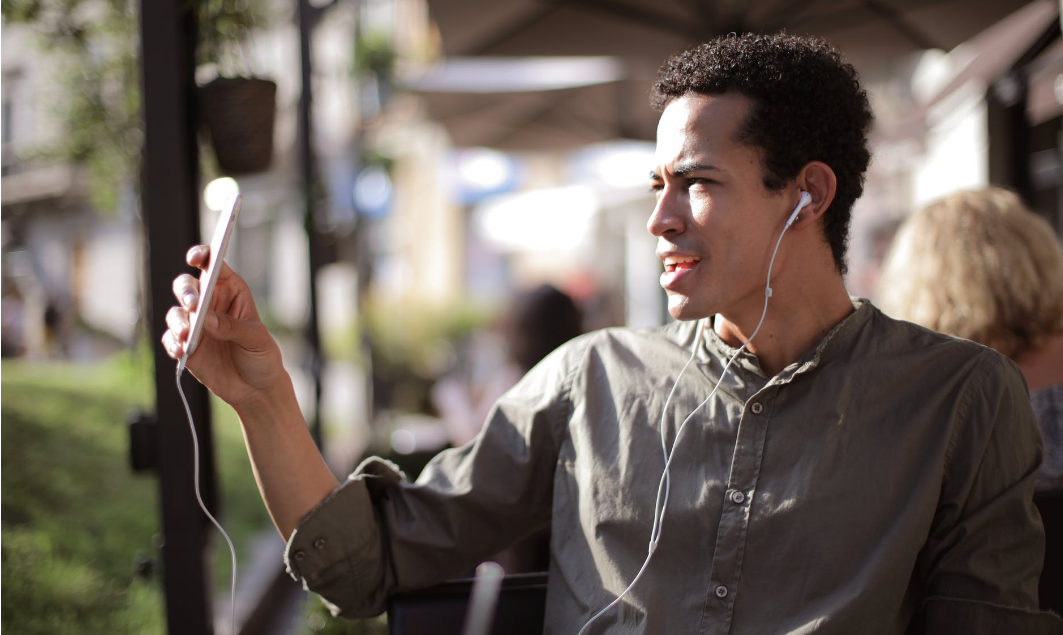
[176,366,238,635]
[578,198,800,635]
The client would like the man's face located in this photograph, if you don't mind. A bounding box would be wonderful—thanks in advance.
[649,92,791,321]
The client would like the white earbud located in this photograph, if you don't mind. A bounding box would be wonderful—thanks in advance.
[786,191,812,227]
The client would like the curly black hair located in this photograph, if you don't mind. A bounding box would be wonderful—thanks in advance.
[651,33,873,274]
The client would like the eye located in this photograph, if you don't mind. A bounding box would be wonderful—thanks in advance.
[685,177,718,196]
[649,182,664,197]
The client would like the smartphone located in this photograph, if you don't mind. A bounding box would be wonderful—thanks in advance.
[181,193,242,365]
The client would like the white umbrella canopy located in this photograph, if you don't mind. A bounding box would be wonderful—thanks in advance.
[427,0,1038,79]
[402,56,657,150]
[411,0,1041,150]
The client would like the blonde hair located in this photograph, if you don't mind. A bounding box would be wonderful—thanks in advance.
[877,187,1063,359]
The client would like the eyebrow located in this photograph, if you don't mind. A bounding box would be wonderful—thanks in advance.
[649,162,724,181]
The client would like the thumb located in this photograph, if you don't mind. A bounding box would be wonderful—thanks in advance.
[204,310,268,350]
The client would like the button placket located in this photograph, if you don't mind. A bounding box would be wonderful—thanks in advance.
[705,384,772,627]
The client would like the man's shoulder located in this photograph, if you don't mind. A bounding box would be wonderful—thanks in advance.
[856,302,1025,389]
[860,301,993,358]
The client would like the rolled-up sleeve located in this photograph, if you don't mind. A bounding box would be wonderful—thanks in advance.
[284,341,580,617]
[284,458,405,616]
[914,352,1063,633]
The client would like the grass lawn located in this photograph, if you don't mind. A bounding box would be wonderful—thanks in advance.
[1,351,272,634]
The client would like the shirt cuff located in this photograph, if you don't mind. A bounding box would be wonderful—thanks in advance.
[283,457,407,615]
[914,596,1063,635]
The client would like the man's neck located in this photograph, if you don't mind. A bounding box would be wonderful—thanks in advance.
[713,273,853,377]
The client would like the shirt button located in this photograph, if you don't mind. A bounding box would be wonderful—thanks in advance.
[293,549,306,561]
[715,585,728,598]
[313,538,327,550]
[730,490,746,504]
[750,402,764,414]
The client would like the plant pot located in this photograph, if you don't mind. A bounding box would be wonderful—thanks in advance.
[199,76,277,175]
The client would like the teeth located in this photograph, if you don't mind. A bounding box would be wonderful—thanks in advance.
[663,256,700,265]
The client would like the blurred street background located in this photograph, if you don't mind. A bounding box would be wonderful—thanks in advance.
[3,0,1063,633]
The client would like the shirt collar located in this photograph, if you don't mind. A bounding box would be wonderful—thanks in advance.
[699,297,874,384]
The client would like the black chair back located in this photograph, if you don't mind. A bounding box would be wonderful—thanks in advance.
[1035,490,1063,613]
[387,572,548,635]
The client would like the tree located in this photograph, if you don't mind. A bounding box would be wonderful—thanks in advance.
[1,0,272,213]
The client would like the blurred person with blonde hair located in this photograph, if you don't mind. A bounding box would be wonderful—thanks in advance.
[878,186,1063,491]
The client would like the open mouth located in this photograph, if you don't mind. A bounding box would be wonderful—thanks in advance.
[663,255,701,274]
[660,255,702,290]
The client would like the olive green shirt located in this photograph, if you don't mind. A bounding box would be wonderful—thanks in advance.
[285,300,1062,634]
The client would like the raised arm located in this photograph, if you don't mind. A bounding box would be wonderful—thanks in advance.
[162,244,339,538]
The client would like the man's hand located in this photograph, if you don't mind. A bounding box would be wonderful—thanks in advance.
[160,244,340,539]
[161,244,286,409]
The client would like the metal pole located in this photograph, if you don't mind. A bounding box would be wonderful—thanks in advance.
[139,0,218,632]
[298,0,325,448]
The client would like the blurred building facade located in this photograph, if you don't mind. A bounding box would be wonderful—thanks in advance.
[3,0,1062,364]
[2,19,139,359]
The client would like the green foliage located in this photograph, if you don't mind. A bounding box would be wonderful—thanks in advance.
[0,353,272,633]
[0,0,273,214]
[2,0,141,214]
[359,298,496,418]
[353,31,397,79]
[300,597,388,635]
[364,298,495,376]
[198,0,272,74]
[1,357,161,634]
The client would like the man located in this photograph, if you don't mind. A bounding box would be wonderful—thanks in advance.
[164,34,1062,633]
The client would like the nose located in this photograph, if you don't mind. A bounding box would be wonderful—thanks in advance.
[647,187,686,237]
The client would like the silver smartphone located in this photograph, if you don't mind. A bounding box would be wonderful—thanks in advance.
[181,193,242,365]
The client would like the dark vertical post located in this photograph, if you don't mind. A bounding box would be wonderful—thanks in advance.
[987,21,1060,205]
[139,1,218,633]
[988,68,1032,203]
[298,0,325,448]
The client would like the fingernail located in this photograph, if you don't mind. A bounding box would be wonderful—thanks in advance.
[207,313,219,329]
[183,292,197,308]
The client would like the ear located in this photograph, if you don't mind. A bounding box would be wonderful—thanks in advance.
[791,161,837,228]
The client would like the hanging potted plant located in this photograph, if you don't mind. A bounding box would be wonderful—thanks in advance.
[353,30,397,116]
[197,0,277,175]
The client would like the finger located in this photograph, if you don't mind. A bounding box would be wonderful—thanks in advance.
[186,245,239,288]
[162,329,184,360]
[186,245,210,269]
[204,309,266,349]
[172,273,200,309]
[166,306,190,340]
